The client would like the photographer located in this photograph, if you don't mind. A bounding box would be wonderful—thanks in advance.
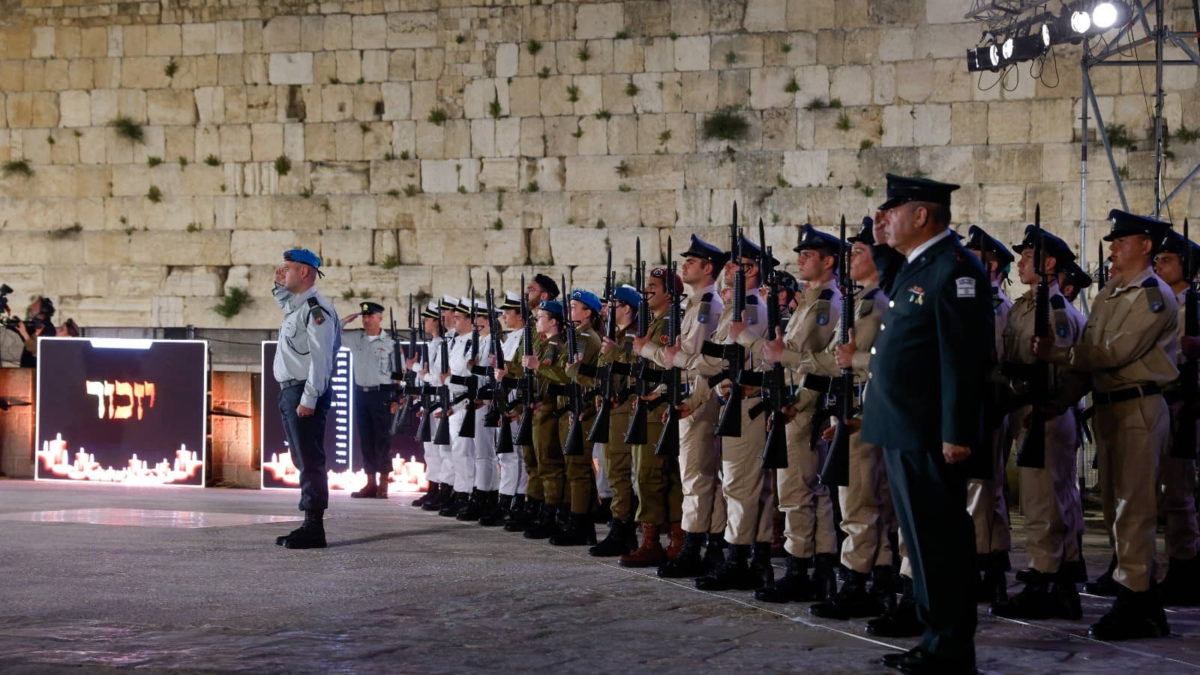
[9,297,56,368]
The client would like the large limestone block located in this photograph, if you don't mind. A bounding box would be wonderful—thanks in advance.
[421,159,479,193]
[326,195,378,231]
[563,156,625,192]
[312,162,370,194]
[268,52,313,85]
[674,36,710,71]
[352,15,387,50]
[913,104,951,146]
[576,4,624,39]
[231,230,301,265]
[121,56,172,88]
[987,101,1032,145]
[387,12,438,49]
[162,266,225,296]
[58,90,91,127]
[262,16,301,53]
[751,67,796,110]
[271,196,328,232]
[182,24,216,56]
[216,21,244,54]
[145,25,182,56]
[147,89,196,125]
[320,229,373,266]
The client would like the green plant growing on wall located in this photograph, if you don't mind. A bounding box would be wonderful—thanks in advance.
[147,156,162,167]
[595,109,611,121]
[2,160,33,177]
[489,88,503,119]
[725,50,737,65]
[1105,123,1135,149]
[525,181,539,193]
[428,108,448,125]
[493,218,504,230]
[625,81,639,97]
[615,160,631,178]
[48,223,83,239]
[178,156,188,166]
[380,254,401,269]
[836,113,853,131]
[528,40,543,55]
[274,155,292,175]
[204,154,220,166]
[702,107,750,142]
[147,185,163,203]
[109,117,144,142]
[577,45,591,62]
[566,85,580,103]
[164,58,178,77]
[538,66,551,79]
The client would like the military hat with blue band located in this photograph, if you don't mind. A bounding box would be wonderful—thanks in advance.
[498,291,522,312]
[1103,209,1171,244]
[735,234,780,266]
[532,274,560,300]
[681,234,731,268]
[878,173,960,211]
[793,223,843,253]
[284,248,325,277]
[1012,225,1077,265]
[359,301,385,315]
[570,289,602,313]
[965,225,1015,267]
[538,299,564,317]
[613,284,642,308]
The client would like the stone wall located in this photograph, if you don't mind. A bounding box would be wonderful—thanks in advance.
[1,0,1198,330]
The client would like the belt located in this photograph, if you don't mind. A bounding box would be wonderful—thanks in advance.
[279,378,305,389]
[357,385,387,392]
[1092,383,1161,406]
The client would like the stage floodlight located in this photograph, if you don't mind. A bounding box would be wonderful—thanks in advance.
[1041,23,1051,47]
[1002,37,1015,60]
[1092,1,1119,29]
[1070,9,1092,34]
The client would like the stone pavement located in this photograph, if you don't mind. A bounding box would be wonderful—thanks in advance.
[0,479,1197,673]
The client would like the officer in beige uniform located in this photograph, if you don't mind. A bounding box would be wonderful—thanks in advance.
[992,227,1086,621]
[1152,228,1200,605]
[642,235,729,577]
[341,301,397,500]
[964,225,1015,603]
[745,224,842,604]
[1034,209,1178,641]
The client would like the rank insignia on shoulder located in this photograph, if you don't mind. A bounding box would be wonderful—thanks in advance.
[698,310,709,324]
[1141,277,1165,313]
[818,288,834,301]
[306,297,327,325]
[956,277,976,298]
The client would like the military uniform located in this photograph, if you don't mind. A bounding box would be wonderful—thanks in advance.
[554,301,602,545]
[419,297,457,512]
[863,176,992,672]
[497,292,529,514]
[524,304,569,540]
[272,249,341,550]
[458,299,500,521]
[342,302,397,499]
[440,301,479,517]
[1044,210,1178,640]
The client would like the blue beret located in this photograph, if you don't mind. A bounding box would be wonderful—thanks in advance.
[284,248,324,276]
[613,284,642,308]
[571,289,601,313]
[538,299,564,317]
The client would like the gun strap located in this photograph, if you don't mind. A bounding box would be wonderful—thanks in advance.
[801,374,834,393]
[738,371,765,387]
[700,340,726,358]
[747,401,767,420]
[609,361,633,376]
[577,363,598,378]
[545,383,569,397]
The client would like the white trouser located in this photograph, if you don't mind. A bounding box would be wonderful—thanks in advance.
[423,441,445,484]
[450,405,476,493]
[499,421,528,496]
[473,405,499,491]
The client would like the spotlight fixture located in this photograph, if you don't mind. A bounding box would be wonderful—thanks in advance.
[1069,9,1092,34]
[1092,1,1119,29]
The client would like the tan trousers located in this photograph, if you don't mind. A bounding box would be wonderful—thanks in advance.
[679,398,726,534]
[1160,400,1199,560]
[839,431,894,573]
[533,408,565,505]
[1096,394,1170,592]
[557,414,595,515]
[602,404,634,521]
[721,405,775,545]
[1011,406,1082,573]
[633,413,683,525]
[521,442,541,501]
[778,410,837,558]
[967,417,1011,554]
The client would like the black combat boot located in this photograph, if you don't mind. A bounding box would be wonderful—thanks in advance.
[696,544,755,591]
[550,513,597,546]
[1089,586,1170,641]
[523,502,558,539]
[750,543,775,590]
[279,509,326,549]
[867,576,923,637]
[1085,553,1121,596]
[702,533,727,573]
[975,551,1008,604]
[438,491,468,517]
[422,483,450,511]
[455,489,484,521]
[656,532,707,577]
[590,518,637,557]
[1159,556,1200,606]
[811,569,883,619]
[754,555,813,603]
[503,495,533,532]
[812,553,839,601]
[479,493,510,527]
[592,497,613,525]
[991,569,1060,619]
[412,481,437,508]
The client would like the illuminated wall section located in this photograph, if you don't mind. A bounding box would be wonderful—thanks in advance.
[35,338,209,487]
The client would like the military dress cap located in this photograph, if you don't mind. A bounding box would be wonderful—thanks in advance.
[774,271,800,295]
[1012,225,1077,265]
[878,173,960,211]
[473,298,493,317]
[359,301,385,315]
[848,217,875,246]
[1103,209,1171,243]
[499,291,522,312]
[539,299,565,317]
[793,223,843,253]
[681,234,731,267]
[284,248,325,277]
[570,289,602,313]
[1159,228,1200,276]
[613,284,642,307]
[439,295,459,311]
[650,267,684,294]
[1059,260,1093,291]
[735,234,780,266]
[421,301,440,320]
[453,297,473,315]
[532,273,561,299]
[965,225,1015,267]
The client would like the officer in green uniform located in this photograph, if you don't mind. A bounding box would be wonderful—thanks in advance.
[863,175,994,674]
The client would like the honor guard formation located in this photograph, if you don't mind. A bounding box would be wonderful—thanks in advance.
[268,174,1200,674]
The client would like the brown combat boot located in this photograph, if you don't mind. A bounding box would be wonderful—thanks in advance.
[665,522,686,560]
[375,475,389,499]
[350,480,377,498]
[619,524,666,568]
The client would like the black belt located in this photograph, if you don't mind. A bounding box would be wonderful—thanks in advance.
[279,378,305,389]
[1093,383,1161,406]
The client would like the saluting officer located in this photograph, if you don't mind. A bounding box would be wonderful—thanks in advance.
[865,175,993,673]
[643,235,729,578]
[271,248,342,550]
[341,301,397,499]
[963,225,1016,604]
[992,227,1087,621]
[1033,210,1178,641]
[751,224,843,604]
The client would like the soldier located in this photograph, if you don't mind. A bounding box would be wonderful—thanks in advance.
[642,235,728,578]
[991,227,1086,620]
[484,291,528,528]
[270,248,342,550]
[1057,260,1093,304]
[620,270,686,566]
[440,298,478,518]
[457,298,499,522]
[690,234,774,592]
[419,298,456,512]
[865,175,992,673]
[1152,229,1200,605]
[410,301,442,508]
[747,224,842,604]
[1033,210,1177,640]
[591,284,643,557]
[521,299,569,540]
[341,302,397,499]
[803,221,897,620]
[963,225,1015,604]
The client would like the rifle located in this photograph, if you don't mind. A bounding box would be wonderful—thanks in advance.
[624,238,654,444]
[1097,241,1108,290]
[387,306,410,436]
[482,275,515,454]
[715,202,745,438]
[514,274,538,446]
[818,216,857,485]
[1174,218,1197,459]
[561,274,586,456]
[412,307,436,443]
[1017,205,1048,469]
[587,248,618,444]
[452,285,480,439]
[756,218,789,470]
[655,238,685,457]
[432,310,453,446]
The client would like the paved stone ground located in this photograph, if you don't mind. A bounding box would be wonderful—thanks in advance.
[0,480,1197,673]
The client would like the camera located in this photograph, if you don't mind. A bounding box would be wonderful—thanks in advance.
[0,284,11,316]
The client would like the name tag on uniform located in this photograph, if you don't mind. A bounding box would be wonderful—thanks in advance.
[955,278,976,298]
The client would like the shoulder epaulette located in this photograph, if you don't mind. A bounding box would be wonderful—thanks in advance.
[306,297,327,325]
[701,292,714,302]
[863,288,881,301]
[818,288,834,301]
[746,294,759,305]
[1050,295,1066,310]
[1141,277,1165,313]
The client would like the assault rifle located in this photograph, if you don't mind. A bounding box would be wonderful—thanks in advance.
[1017,205,1048,469]
[1173,218,1197,459]
[818,216,857,485]
[513,275,539,446]
[655,237,684,457]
